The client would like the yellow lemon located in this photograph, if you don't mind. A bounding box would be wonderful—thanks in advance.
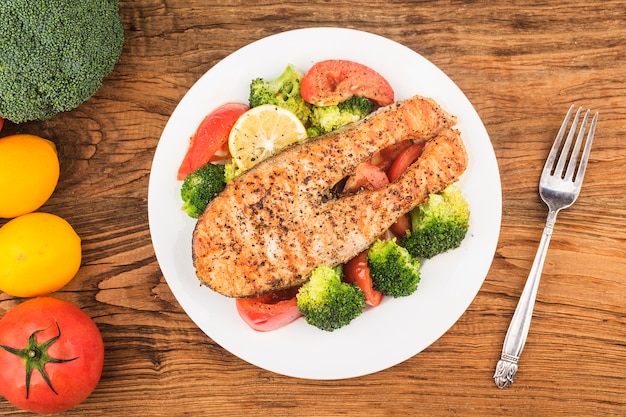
[0,134,60,218]
[0,212,81,297]
[228,105,307,170]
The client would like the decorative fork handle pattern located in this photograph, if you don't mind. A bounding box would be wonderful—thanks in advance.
[494,209,558,388]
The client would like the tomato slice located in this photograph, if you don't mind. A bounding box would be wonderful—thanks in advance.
[301,60,394,107]
[343,161,390,193]
[386,142,425,183]
[344,251,383,306]
[177,102,249,180]
[390,214,411,237]
[370,141,413,171]
[235,287,302,332]
[382,142,426,236]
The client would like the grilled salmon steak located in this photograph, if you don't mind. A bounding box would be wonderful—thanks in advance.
[192,95,468,298]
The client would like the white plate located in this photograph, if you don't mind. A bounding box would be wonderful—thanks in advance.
[148,27,501,380]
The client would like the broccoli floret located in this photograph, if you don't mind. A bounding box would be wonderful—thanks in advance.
[401,183,470,259]
[223,161,244,182]
[339,95,375,116]
[306,125,326,137]
[296,265,366,332]
[181,163,226,218]
[308,96,374,136]
[249,64,311,124]
[0,1,124,123]
[367,238,421,297]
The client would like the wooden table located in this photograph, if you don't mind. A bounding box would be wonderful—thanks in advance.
[1,1,625,415]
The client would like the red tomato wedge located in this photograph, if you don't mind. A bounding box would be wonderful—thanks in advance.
[343,161,390,193]
[177,102,249,180]
[390,213,412,237]
[300,60,394,107]
[0,117,4,132]
[344,251,383,306]
[385,142,425,236]
[235,287,302,332]
[386,142,425,182]
[370,141,414,171]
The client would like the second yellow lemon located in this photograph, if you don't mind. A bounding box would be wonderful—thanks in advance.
[0,134,60,218]
[0,212,82,297]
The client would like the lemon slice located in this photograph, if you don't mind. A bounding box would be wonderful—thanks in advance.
[228,104,307,170]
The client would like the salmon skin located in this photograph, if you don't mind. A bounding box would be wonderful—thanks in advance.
[192,95,468,298]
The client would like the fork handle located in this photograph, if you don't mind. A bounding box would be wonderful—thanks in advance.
[493,209,558,388]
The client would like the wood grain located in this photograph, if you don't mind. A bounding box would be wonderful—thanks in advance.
[1,0,625,415]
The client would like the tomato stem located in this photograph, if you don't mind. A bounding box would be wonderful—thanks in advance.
[0,321,78,399]
[28,348,40,360]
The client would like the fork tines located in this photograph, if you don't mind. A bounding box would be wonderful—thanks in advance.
[546,105,599,184]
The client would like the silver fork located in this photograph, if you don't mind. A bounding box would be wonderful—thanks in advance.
[493,105,599,389]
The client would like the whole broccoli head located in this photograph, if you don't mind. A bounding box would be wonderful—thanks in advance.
[181,163,226,218]
[249,64,311,124]
[367,238,421,297]
[401,183,470,259]
[0,0,124,123]
[308,96,374,136]
[296,265,366,332]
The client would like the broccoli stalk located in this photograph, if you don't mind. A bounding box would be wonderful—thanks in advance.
[0,1,124,123]
[296,265,366,332]
[308,96,374,136]
[180,163,226,218]
[249,64,311,124]
[401,183,470,259]
[367,238,421,297]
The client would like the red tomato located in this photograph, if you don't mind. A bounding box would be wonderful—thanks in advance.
[383,142,425,236]
[0,297,104,414]
[177,102,249,180]
[344,251,383,306]
[386,142,425,182]
[0,117,4,132]
[236,287,302,332]
[370,141,414,171]
[389,214,412,237]
[343,161,390,193]
[300,60,394,106]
